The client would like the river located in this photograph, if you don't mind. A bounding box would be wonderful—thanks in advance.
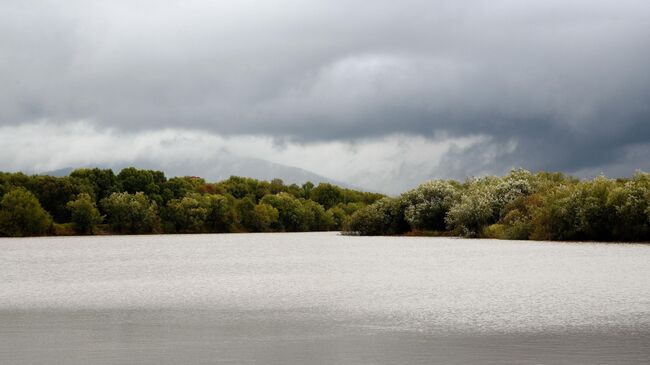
[1,232,648,364]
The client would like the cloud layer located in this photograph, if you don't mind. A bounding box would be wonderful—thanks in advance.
[1,1,649,190]
[0,121,485,193]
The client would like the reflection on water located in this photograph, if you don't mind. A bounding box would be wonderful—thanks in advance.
[1,233,649,364]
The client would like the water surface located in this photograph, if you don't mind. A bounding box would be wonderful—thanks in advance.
[1,233,648,364]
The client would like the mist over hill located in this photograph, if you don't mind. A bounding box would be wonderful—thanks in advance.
[43,154,363,191]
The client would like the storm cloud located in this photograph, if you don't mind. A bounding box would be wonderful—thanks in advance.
[1,0,649,191]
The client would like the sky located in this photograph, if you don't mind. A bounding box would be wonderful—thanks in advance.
[2,0,649,193]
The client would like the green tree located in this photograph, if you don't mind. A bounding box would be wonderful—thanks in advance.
[269,178,285,194]
[608,172,650,241]
[529,185,581,241]
[310,183,343,209]
[117,168,166,204]
[251,203,280,232]
[302,200,334,231]
[486,193,543,240]
[574,176,616,240]
[327,206,347,230]
[343,203,386,235]
[260,193,309,231]
[0,188,52,237]
[66,193,103,234]
[204,194,234,232]
[0,172,31,197]
[302,181,315,199]
[100,192,160,234]
[286,184,304,199]
[27,175,81,222]
[215,177,272,199]
[161,176,203,203]
[343,197,409,235]
[163,194,209,233]
[70,168,119,202]
[235,197,257,231]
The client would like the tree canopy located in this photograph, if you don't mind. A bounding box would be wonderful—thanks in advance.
[1,167,648,242]
[0,168,381,236]
[0,188,52,237]
[344,169,650,242]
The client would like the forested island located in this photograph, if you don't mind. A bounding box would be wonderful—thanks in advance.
[0,167,649,242]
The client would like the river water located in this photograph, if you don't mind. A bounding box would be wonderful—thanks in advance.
[1,232,648,364]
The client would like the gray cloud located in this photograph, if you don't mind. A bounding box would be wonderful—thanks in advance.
[1,0,650,184]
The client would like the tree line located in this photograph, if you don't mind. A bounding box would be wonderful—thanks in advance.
[0,167,383,236]
[2,167,649,242]
[344,169,650,242]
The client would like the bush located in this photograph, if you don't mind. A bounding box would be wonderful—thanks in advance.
[402,180,460,231]
[53,222,76,236]
[204,194,234,232]
[445,184,496,237]
[310,183,343,209]
[483,224,507,239]
[529,185,580,241]
[343,202,388,235]
[260,193,311,231]
[67,193,103,234]
[100,192,160,234]
[327,206,347,230]
[343,197,409,235]
[607,172,650,241]
[251,203,280,232]
[303,200,335,231]
[0,188,53,237]
[163,194,209,233]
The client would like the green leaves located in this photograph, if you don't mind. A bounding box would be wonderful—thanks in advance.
[347,169,650,242]
[100,192,160,234]
[0,188,52,237]
[3,167,648,241]
[66,193,103,234]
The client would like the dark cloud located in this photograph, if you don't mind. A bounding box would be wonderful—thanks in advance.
[1,0,649,180]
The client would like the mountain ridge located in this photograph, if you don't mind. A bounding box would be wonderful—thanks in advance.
[40,155,366,191]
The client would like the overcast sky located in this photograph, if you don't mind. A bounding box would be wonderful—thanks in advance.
[2,0,649,193]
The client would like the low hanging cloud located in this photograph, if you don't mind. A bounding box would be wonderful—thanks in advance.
[1,0,649,190]
[0,121,486,194]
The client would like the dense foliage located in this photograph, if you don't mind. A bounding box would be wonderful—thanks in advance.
[0,168,383,236]
[1,167,649,241]
[66,193,102,234]
[344,169,650,242]
[0,188,53,237]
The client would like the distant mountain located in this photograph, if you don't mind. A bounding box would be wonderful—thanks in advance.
[43,167,78,177]
[41,154,362,190]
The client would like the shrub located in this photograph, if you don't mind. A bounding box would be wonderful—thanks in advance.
[100,192,160,234]
[0,188,52,237]
[163,194,209,233]
[66,193,103,234]
[402,180,460,231]
[445,184,496,237]
[260,193,311,231]
[251,203,280,232]
[343,197,409,235]
[204,194,234,232]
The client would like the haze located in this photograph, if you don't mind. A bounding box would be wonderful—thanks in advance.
[2,0,649,193]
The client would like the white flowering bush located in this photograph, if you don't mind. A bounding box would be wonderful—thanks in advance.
[348,168,650,241]
[402,180,460,231]
[445,183,496,237]
[493,168,533,216]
